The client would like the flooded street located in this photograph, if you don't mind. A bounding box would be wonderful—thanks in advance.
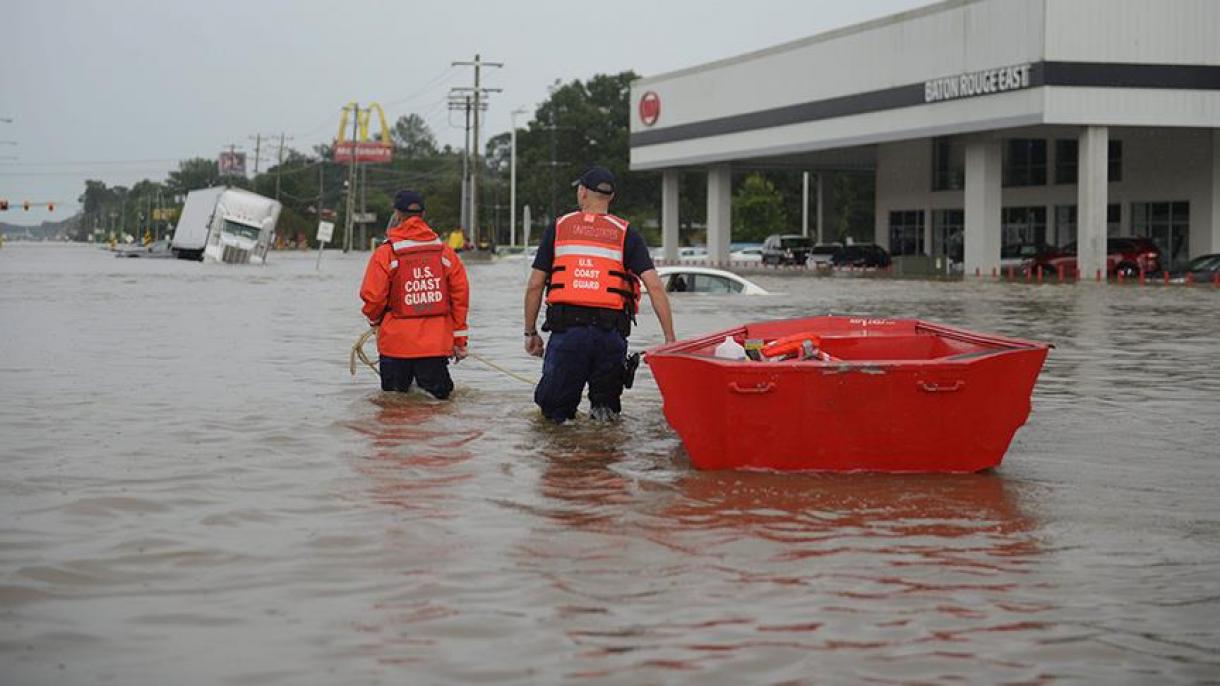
[2,243,1219,684]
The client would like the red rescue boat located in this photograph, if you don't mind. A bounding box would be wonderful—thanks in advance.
[645,316,1050,473]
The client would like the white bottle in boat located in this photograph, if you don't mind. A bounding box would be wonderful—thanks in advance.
[714,335,747,360]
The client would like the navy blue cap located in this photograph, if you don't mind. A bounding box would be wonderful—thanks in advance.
[573,166,615,195]
[393,190,425,213]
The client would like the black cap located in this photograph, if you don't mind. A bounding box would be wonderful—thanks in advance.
[393,190,425,213]
[572,166,615,195]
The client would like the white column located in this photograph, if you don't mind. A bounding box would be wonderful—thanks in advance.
[1208,129,1220,256]
[1078,126,1109,281]
[923,206,933,256]
[706,164,732,265]
[816,172,825,244]
[963,140,1002,277]
[801,171,810,237]
[661,170,679,263]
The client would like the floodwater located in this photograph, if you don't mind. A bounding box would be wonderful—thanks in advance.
[2,242,1218,685]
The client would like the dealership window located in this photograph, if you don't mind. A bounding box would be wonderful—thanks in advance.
[1001,206,1047,248]
[1054,139,1123,184]
[932,209,964,262]
[931,138,965,191]
[1052,204,1121,245]
[1003,139,1046,187]
[1131,201,1190,269]
[888,210,925,256]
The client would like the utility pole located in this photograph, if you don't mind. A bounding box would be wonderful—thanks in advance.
[449,92,482,232]
[317,163,325,249]
[510,106,527,248]
[249,133,263,174]
[274,132,293,201]
[344,103,359,253]
[452,54,502,247]
[359,163,367,250]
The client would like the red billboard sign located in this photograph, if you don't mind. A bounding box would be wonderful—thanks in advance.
[333,141,393,164]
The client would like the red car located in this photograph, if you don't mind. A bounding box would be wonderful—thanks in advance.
[1031,237,1162,277]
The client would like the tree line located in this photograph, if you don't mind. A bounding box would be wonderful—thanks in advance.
[72,71,876,248]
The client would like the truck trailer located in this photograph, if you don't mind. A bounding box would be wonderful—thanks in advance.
[170,187,281,265]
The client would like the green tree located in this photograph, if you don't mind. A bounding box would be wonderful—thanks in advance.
[501,72,659,232]
[166,158,219,197]
[391,114,439,158]
[732,173,788,242]
[832,172,875,243]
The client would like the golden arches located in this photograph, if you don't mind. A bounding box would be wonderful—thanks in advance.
[336,102,392,145]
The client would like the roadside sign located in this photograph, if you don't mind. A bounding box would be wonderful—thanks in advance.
[316,221,334,242]
[353,212,377,224]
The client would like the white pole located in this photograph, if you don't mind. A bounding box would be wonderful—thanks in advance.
[315,240,326,271]
[510,107,527,248]
[801,171,809,238]
[522,204,532,279]
[816,173,825,244]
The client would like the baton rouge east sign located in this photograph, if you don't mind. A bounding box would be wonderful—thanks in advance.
[924,63,1032,103]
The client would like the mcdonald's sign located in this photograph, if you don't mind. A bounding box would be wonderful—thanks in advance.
[334,102,393,164]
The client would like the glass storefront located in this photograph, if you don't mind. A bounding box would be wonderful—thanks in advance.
[931,209,964,262]
[1132,201,1190,269]
[1001,206,1047,247]
[888,210,925,256]
[1052,204,1120,246]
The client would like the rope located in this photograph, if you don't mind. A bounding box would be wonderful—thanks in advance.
[468,352,537,385]
[349,327,538,386]
[350,327,380,376]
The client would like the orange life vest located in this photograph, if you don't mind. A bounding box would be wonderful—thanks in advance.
[388,239,450,318]
[546,212,638,313]
[761,332,832,361]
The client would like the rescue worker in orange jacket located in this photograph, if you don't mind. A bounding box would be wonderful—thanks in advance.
[360,190,470,399]
[524,166,676,423]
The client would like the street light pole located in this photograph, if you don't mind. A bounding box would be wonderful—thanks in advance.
[510,107,527,248]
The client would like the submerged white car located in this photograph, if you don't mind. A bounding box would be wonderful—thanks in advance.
[649,266,770,295]
[730,246,764,263]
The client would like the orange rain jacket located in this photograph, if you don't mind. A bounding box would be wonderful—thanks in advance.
[360,216,470,359]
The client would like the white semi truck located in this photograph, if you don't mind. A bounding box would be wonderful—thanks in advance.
[170,187,282,265]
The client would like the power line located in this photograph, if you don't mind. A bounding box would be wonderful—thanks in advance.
[381,67,460,107]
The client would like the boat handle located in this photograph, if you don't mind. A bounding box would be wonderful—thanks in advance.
[918,380,966,393]
[729,381,776,394]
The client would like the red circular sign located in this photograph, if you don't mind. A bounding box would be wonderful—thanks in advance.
[639,91,660,127]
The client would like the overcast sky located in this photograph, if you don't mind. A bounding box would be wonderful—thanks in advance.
[1,0,929,225]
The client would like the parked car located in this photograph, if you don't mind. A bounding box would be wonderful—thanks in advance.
[762,234,813,266]
[651,266,770,295]
[1169,253,1220,283]
[677,246,709,263]
[1000,243,1049,269]
[1031,237,1162,277]
[829,243,892,269]
[806,243,841,268]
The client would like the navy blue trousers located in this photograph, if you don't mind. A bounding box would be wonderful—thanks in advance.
[379,355,453,399]
[534,326,628,422]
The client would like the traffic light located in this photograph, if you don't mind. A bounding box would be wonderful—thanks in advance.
[23,201,30,211]
[0,200,8,211]
[48,203,54,212]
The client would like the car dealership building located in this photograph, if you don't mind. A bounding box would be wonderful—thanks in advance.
[629,0,1220,277]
